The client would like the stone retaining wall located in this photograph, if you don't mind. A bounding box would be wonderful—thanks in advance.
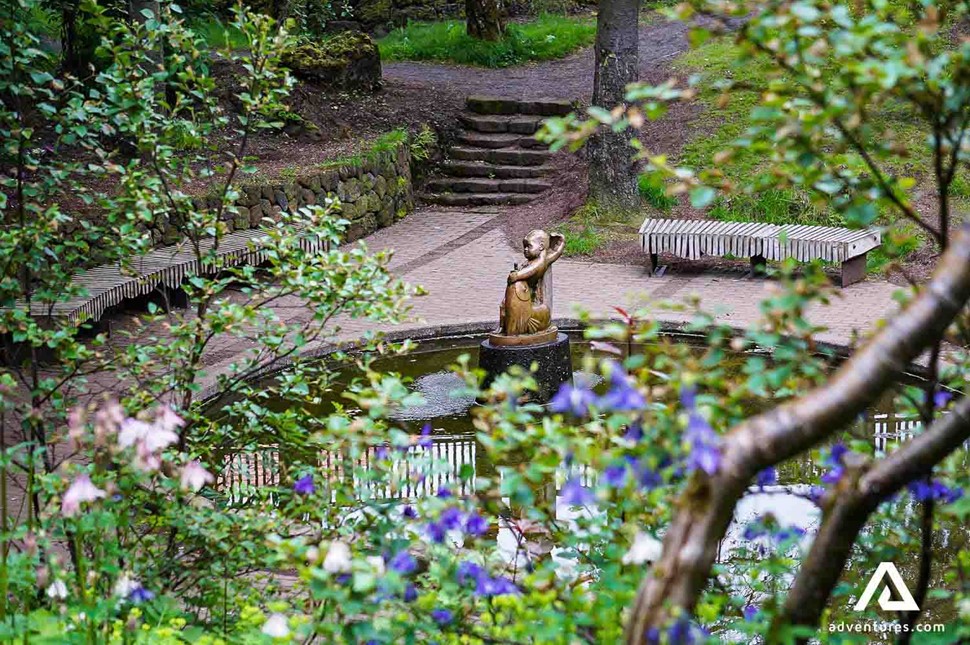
[173,141,415,245]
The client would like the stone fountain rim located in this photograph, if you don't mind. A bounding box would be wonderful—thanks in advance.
[198,317,926,405]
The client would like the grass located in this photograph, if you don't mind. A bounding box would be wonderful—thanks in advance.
[378,14,596,68]
[638,175,677,212]
[674,37,932,240]
[557,200,648,257]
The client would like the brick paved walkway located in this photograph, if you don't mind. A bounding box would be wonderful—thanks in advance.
[185,206,901,389]
[90,205,902,400]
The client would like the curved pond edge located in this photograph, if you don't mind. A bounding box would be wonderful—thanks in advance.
[199,317,930,406]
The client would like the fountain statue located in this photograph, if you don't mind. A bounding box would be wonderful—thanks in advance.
[491,229,564,345]
[478,229,573,401]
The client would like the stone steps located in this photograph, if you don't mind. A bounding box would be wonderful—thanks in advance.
[420,192,536,206]
[459,113,544,135]
[466,95,574,117]
[420,95,571,207]
[457,131,546,149]
[449,146,552,166]
[426,177,552,194]
[440,160,550,179]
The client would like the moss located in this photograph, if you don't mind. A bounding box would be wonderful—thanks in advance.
[281,32,378,74]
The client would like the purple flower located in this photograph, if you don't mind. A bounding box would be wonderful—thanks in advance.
[464,513,488,537]
[475,575,519,597]
[418,424,433,449]
[623,423,644,442]
[425,521,448,544]
[128,586,154,603]
[636,462,663,490]
[820,443,848,484]
[908,478,963,503]
[375,446,389,460]
[389,551,417,575]
[457,561,485,586]
[597,363,646,411]
[549,382,597,417]
[933,389,954,409]
[436,487,453,499]
[742,523,766,541]
[666,616,707,644]
[603,463,628,488]
[439,507,464,530]
[680,385,698,410]
[293,474,315,495]
[755,467,777,487]
[774,526,806,542]
[743,605,759,621]
[402,505,418,519]
[403,583,418,602]
[684,411,721,476]
[560,477,595,506]
[431,608,453,625]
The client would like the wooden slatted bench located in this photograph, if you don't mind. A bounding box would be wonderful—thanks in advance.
[13,226,329,328]
[638,218,881,287]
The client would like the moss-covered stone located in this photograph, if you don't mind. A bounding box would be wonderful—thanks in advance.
[280,32,382,91]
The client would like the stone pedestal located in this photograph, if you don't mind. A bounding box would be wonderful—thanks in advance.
[478,333,572,402]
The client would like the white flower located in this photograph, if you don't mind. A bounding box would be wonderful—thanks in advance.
[61,474,106,517]
[46,580,68,600]
[622,531,663,566]
[113,573,138,598]
[322,540,352,574]
[180,461,214,492]
[366,555,385,576]
[261,613,290,638]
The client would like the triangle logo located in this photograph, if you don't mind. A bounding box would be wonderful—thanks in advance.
[853,562,919,612]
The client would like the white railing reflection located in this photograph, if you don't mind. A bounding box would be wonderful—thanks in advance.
[216,409,964,507]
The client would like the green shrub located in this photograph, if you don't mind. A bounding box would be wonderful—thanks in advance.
[188,16,250,50]
[378,14,596,67]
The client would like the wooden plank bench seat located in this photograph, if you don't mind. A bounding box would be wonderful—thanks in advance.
[13,226,329,327]
[638,218,881,287]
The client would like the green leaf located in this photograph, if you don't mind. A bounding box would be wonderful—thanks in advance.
[689,186,717,209]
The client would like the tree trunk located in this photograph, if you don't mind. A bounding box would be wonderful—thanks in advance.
[588,0,640,211]
[466,0,505,41]
[60,3,83,77]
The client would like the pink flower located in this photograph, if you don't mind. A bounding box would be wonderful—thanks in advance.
[62,474,106,517]
[180,461,214,491]
[118,417,178,452]
[155,406,185,434]
[94,400,125,437]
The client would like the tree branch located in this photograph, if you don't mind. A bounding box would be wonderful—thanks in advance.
[624,223,970,643]
[776,393,970,634]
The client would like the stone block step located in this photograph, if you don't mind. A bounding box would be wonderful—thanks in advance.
[426,177,552,194]
[458,113,544,135]
[421,192,536,206]
[440,160,550,179]
[458,131,547,150]
[466,95,573,117]
[449,146,552,166]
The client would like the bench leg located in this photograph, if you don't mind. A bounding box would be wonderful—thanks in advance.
[841,253,867,287]
[750,254,767,277]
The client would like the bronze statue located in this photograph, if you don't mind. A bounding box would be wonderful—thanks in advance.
[490,230,565,346]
